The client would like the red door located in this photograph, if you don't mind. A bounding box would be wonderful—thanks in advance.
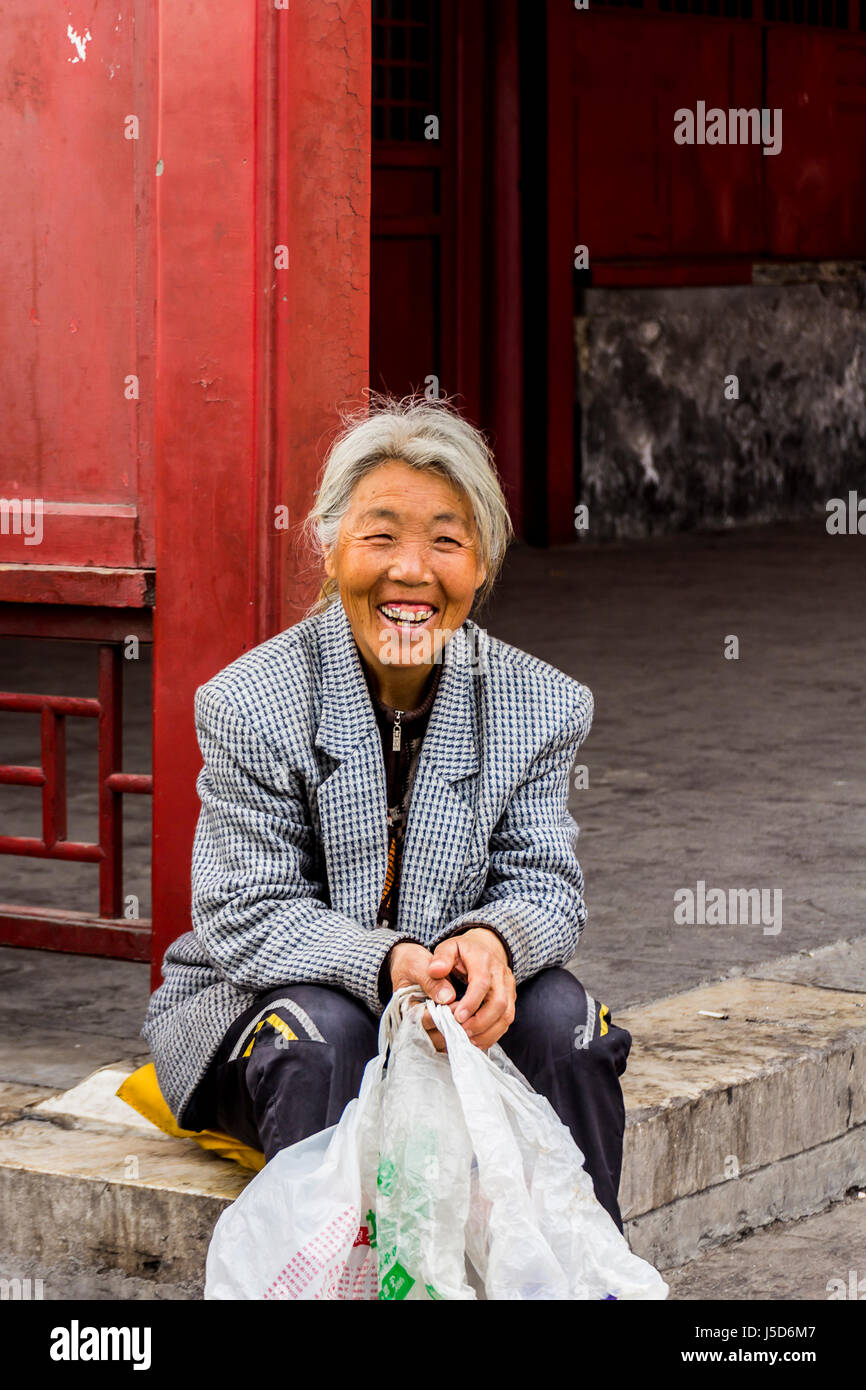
[368,0,566,543]
[0,0,157,958]
[371,0,459,404]
[371,0,493,431]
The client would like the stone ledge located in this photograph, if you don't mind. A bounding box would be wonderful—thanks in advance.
[629,1125,866,1272]
[618,976,866,1219]
[0,1118,247,1284]
[0,974,863,1284]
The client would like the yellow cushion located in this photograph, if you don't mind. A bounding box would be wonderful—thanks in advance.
[116,1063,266,1173]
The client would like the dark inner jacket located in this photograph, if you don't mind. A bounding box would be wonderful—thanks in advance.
[365,663,442,1008]
[365,661,512,1005]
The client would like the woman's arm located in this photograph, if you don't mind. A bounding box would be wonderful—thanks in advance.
[190,686,415,1014]
[431,686,594,985]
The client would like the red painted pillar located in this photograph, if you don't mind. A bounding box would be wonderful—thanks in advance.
[490,0,525,535]
[151,1,371,986]
[546,0,577,544]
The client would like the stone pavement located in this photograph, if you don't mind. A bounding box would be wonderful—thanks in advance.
[488,517,866,1009]
[663,1191,866,1302]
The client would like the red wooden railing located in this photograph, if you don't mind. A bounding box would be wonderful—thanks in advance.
[0,643,153,961]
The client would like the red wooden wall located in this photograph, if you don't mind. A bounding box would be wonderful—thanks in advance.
[576,17,764,265]
[766,26,866,256]
[574,7,866,281]
[0,1,155,589]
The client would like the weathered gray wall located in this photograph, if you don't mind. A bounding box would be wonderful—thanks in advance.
[576,275,866,538]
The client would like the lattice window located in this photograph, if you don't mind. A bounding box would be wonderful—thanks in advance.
[595,0,854,16]
[764,0,849,23]
[372,0,440,142]
[657,0,754,15]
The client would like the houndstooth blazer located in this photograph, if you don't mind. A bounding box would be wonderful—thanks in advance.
[141,598,594,1123]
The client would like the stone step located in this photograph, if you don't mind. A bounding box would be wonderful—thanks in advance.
[1,969,864,1287]
[0,1071,248,1286]
[618,974,866,1267]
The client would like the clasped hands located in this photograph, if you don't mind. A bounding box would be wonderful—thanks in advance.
[388,926,516,1053]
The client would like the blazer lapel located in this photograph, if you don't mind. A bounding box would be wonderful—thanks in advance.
[315,601,388,930]
[398,624,480,937]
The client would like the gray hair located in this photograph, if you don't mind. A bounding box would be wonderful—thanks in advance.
[304,393,513,614]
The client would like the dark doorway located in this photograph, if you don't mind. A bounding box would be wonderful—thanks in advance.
[370,0,455,401]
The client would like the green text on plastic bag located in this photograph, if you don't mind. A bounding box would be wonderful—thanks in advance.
[379,1260,415,1301]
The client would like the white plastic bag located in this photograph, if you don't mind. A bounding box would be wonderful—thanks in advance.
[204,1045,383,1301]
[205,987,668,1300]
[432,1000,667,1299]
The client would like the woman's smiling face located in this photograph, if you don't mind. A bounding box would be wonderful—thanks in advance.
[324,458,487,703]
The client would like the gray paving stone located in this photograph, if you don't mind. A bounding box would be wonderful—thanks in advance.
[663,1191,866,1301]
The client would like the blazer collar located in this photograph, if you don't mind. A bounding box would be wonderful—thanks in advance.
[315,598,478,783]
[315,599,377,760]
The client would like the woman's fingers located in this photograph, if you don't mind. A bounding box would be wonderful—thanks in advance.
[390,942,455,1005]
[415,952,456,1004]
[395,938,516,1050]
[456,952,516,1046]
[453,964,491,1023]
[428,940,459,977]
[420,1004,447,1051]
[464,990,515,1048]
[439,938,516,1045]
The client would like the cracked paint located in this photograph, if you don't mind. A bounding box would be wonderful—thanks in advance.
[66,25,93,63]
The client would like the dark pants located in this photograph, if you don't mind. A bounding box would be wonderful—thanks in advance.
[184,968,632,1230]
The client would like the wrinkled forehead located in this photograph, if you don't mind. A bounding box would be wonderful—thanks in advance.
[344,460,477,531]
[354,503,472,530]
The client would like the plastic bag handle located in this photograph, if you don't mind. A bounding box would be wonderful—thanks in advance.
[380,988,487,1063]
[429,999,542,1103]
[377,984,427,1056]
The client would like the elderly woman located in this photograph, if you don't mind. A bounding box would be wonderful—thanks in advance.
[142,397,632,1230]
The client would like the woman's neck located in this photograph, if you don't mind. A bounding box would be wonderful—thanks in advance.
[361,658,438,712]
